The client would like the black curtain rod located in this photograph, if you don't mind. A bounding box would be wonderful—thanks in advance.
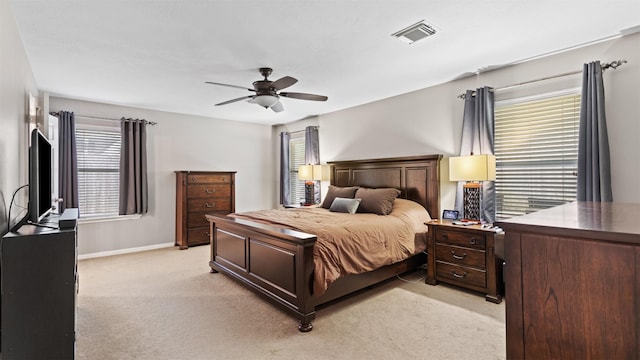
[49,112,157,126]
[286,126,318,135]
[457,59,627,99]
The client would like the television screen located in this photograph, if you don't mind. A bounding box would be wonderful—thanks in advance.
[29,128,53,223]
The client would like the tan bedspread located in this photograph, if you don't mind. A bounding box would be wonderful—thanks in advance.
[229,198,430,296]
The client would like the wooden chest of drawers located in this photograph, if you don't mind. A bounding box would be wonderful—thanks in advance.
[496,202,640,359]
[426,220,504,303]
[175,171,235,249]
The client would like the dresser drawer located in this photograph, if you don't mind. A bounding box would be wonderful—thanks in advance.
[187,227,211,246]
[187,184,231,199]
[435,243,485,268]
[435,229,486,250]
[436,261,486,289]
[187,198,231,212]
[187,211,230,228]
[187,212,209,228]
[187,174,231,184]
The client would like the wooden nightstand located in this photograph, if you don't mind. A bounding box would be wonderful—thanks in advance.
[425,219,504,303]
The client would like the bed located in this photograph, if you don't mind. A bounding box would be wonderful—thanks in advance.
[206,155,441,331]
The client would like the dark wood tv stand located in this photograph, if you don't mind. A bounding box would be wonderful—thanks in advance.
[1,208,79,359]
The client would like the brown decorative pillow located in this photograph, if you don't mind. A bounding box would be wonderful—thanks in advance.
[355,187,401,215]
[321,186,359,209]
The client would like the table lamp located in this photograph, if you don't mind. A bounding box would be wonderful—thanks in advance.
[449,154,496,221]
[298,164,323,205]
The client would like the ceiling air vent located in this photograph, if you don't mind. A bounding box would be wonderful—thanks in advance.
[391,20,436,44]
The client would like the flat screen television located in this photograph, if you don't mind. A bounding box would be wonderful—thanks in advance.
[28,128,53,223]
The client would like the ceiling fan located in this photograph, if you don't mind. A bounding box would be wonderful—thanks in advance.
[205,67,328,113]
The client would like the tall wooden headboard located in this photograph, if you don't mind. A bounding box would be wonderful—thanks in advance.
[328,155,442,218]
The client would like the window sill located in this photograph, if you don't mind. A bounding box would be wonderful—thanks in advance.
[78,214,142,224]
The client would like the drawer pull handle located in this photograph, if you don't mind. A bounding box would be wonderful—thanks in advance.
[205,188,216,194]
[442,233,448,240]
[451,251,466,260]
[205,202,216,208]
[452,271,467,279]
[469,238,478,245]
[205,232,210,237]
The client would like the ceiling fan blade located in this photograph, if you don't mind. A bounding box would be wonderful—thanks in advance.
[215,95,255,106]
[205,81,255,92]
[279,92,328,101]
[270,76,298,91]
[271,100,284,113]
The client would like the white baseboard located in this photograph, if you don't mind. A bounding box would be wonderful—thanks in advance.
[78,242,174,260]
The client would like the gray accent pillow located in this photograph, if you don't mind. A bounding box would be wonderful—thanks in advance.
[355,187,401,215]
[329,197,361,214]
[321,186,359,209]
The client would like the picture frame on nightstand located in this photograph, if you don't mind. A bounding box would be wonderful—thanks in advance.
[442,209,459,220]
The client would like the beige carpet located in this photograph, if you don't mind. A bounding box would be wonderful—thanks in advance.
[77,245,506,360]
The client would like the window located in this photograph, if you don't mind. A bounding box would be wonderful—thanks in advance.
[75,124,121,217]
[288,132,306,205]
[494,91,580,220]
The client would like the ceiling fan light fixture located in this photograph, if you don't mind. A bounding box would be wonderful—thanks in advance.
[254,95,279,108]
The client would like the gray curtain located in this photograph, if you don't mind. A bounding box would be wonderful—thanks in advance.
[58,111,79,213]
[119,118,148,215]
[577,61,612,202]
[304,126,320,204]
[454,87,496,223]
[280,132,291,205]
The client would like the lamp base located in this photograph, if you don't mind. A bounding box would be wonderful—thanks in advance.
[304,181,315,205]
[462,182,482,221]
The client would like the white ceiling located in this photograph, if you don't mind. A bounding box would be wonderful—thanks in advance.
[9,0,640,125]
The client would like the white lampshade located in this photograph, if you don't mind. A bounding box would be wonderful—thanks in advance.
[298,164,327,181]
[254,95,278,108]
[449,154,496,181]
[298,165,313,180]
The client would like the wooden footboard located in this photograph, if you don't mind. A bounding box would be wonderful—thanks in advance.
[207,214,318,331]
[207,213,427,331]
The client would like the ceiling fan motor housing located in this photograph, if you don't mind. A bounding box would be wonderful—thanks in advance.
[253,80,278,95]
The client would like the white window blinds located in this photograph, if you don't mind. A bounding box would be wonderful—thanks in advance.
[75,128,121,217]
[494,92,580,220]
[289,134,306,205]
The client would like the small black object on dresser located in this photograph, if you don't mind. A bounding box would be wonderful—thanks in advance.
[1,208,79,359]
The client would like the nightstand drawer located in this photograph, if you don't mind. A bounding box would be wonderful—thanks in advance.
[435,229,486,250]
[187,174,232,184]
[187,184,231,199]
[436,261,486,289]
[187,198,231,212]
[435,243,485,268]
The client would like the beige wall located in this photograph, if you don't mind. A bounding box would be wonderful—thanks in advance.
[50,97,274,255]
[0,0,40,234]
[317,32,640,214]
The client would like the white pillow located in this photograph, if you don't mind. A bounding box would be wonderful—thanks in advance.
[329,197,361,214]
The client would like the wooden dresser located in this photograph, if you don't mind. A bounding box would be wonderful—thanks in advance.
[496,202,640,359]
[426,220,504,303]
[175,171,235,249]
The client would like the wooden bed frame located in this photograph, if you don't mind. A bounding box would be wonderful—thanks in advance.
[206,155,441,331]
